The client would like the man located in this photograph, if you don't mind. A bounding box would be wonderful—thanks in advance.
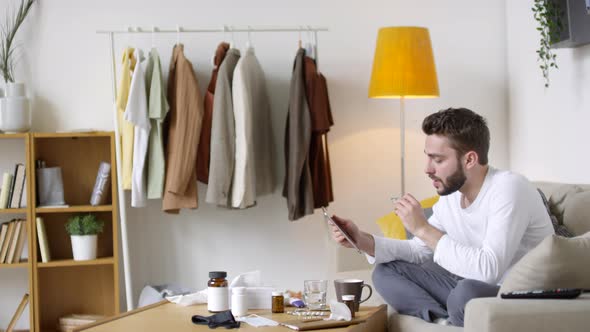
[330,108,554,327]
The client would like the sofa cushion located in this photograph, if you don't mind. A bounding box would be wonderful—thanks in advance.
[499,232,590,294]
[563,191,590,236]
[389,313,461,332]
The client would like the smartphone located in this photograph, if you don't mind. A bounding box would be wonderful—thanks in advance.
[322,207,362,254]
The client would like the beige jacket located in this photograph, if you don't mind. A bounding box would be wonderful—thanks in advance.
[162,44,203,213]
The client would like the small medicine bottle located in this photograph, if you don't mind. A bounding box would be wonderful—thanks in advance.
[342,295,355,318]
[231,287,247,317]
[271,291,285,313]
[208,271,229,312]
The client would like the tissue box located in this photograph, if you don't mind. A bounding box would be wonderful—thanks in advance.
[245,287,273,309]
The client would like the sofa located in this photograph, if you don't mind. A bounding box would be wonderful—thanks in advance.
[332,181,590,332]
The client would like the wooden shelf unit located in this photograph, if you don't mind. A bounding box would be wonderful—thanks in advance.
[29,132,120,332]
[0,208,28,214]
[0,133,34,331]
[35,205,113,214]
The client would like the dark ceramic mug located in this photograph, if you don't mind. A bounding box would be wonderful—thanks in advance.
[334,279,373,312]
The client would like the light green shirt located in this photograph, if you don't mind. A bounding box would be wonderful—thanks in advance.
[145,49,169,199]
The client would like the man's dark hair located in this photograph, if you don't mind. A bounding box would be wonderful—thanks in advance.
[422,107,490,165]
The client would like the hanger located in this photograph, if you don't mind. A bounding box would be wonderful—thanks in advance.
[305,26,314,59]
[314,28,320,73]
[298,26,302,49]
[125,25,132,48]
[246,25,252,49]
[229,25,236,49]
[151,25,157,49]
[176,24,181,45]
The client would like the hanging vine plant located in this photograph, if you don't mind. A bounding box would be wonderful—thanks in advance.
[532,0,564,87]
[0,0,36,84]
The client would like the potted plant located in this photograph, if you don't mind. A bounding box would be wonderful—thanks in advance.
[532,0,564,87]
[65,213,104,261]
[0,0,35,132]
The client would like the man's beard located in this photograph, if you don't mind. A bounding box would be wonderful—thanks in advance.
[432,165,466,196]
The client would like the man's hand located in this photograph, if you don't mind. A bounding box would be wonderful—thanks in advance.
[393,193,444,250]
[329,215,375,256]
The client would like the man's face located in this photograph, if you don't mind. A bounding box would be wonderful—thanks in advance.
[424,135,466,196]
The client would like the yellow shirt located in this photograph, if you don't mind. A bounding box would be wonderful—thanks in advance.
[116,48,136,190]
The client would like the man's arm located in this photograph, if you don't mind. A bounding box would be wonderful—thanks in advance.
[330,216,433,264]
[369,235,434,265]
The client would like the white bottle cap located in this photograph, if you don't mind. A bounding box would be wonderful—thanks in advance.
[272,291,283,296]
[342,295,355,301]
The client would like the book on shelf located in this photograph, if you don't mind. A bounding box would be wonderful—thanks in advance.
[6,293,29,332]
[36,217,51,263]
[20,177,26,208]
[12,220,27,263]
[0,220,15,263]
[9,164,25,209]
[0,172,13,209]
[0,222,9,256]
[6,220,22,264]
[90,162,111,206]
[6,165,16,209]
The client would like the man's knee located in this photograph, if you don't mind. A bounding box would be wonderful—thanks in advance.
[372,261,409,291]
[447,279,498,326]
[449,279,498,307]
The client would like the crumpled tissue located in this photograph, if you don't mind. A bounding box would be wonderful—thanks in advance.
[327,300,352,321]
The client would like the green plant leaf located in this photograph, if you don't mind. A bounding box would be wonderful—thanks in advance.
[65,213,105,235]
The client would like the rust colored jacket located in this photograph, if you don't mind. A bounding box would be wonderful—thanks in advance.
[162,44,204,213]
[304,56,334,208]
[197,42,230,183]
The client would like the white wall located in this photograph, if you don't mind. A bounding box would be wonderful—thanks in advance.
[506,0,590,184]
[0,0,509,327]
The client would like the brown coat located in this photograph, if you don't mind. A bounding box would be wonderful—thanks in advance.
[197,42,230,184]
[162,44,203,213]
[304,57,334,208]
[283,49,314,221]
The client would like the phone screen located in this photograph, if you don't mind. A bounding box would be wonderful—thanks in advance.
[322,207,362,254]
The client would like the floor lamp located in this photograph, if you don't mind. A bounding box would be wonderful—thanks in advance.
[368,27,439,195]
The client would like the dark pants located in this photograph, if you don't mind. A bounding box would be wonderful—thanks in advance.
[372,260,499,327]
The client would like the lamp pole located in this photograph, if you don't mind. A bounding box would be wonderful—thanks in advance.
[400,96,406,196]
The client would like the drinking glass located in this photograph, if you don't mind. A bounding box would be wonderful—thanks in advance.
[303,280,328,310]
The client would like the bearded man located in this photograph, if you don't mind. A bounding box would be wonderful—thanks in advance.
[329,108,554,327]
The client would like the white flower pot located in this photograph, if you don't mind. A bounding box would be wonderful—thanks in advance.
[70,234,98,261]
[0,82,31,133]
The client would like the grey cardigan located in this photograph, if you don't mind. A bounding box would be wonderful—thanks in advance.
[206,48,241,206]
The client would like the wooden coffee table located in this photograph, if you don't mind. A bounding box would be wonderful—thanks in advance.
[75,301,387,332]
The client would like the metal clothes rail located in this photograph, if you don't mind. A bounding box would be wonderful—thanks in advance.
[97,25,328,312]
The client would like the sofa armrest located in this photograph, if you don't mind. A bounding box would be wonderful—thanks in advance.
[464,294,590,332]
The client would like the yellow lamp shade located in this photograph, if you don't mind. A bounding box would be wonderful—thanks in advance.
[369,27,439,99]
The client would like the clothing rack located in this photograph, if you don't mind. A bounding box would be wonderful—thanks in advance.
[97,25,328,312]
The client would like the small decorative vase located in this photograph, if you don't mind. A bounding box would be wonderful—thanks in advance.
[0,82,31,133]
[70,234,98,261]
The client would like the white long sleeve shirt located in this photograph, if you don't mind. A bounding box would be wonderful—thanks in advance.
[371,167,554,284]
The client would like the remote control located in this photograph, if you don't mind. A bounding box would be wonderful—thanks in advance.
[500,288,582,299]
